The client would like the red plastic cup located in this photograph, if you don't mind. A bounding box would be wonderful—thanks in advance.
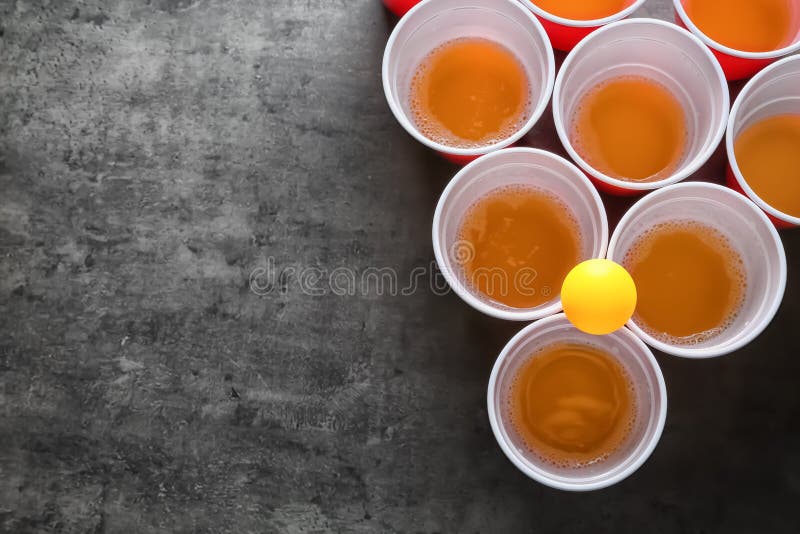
[382,0,420,17]
[674,0,800,81]
[382,0,555,165]
[726,55,800,229]
[519,0,648,51]
[488,314,667,490]
[432,148,609,321]
[552,19,729,196]
[607,183,787,358]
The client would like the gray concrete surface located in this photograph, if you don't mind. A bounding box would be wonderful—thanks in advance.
[1,0,799,532]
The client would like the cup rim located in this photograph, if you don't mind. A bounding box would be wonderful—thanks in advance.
[726,54,800,226]
[520,0,647,28]
[381,0,556,157]
[673,0,800,59]
[552,18,729,192]
[606,182,788,358]
[431,147,609,322]
[486,313,668,491]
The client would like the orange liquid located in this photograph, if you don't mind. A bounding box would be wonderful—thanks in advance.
[571,76,687,182]
[734,114,800,218]
[409,38,530,148]
[457,186,580,309]
[624,221,746,344]
[510,343,635,467]
[533,0,629,20]
[684,0,797,52]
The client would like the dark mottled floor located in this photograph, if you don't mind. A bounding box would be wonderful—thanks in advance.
[0,0,799,532]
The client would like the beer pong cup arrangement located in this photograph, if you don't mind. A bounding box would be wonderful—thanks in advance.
[607,183,787,358]
[382,0,555,164]
[673,0,800,80]
[381,0,798,490]
[553,19,729,195]
[432,148,608,321]
[520,0,647,51]
[487,314,667,491]
[726,55,800,228]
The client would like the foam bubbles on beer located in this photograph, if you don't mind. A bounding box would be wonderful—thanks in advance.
[623,220,748,346]
[408,38,533,149]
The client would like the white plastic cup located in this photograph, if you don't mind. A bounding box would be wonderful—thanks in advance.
[726,55,800,228]
[607,182,787,359]
[553,19,729,195]
[520,0,648,52]
[487,314,667,491]
[432,148,608,321]
[674,0,800,81]
[382,0,555,164]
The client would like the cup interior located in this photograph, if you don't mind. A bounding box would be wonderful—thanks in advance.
[554,19,728,189]
[607,184,786,357]
[383,0,554,155]
[730,62,800,132]
[433,149,608,320]
[523,0,640,25]
[728,56,800,225]
[675,0,800,57]
[488,314,666,490]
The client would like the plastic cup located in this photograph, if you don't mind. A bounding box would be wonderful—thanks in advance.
[673,0,800,81]
[553,19,729,196]
[382,0,420,17]
[519,0,647,51]
[607,182,787,359]
[432,148,608,321]
[726,55,800,229]
[487,314,667,491]
[382,0,555,165]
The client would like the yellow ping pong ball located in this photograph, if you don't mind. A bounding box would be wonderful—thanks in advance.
[561,259,637,335]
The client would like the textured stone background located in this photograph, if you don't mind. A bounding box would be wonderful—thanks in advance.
[1,0,799,532]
